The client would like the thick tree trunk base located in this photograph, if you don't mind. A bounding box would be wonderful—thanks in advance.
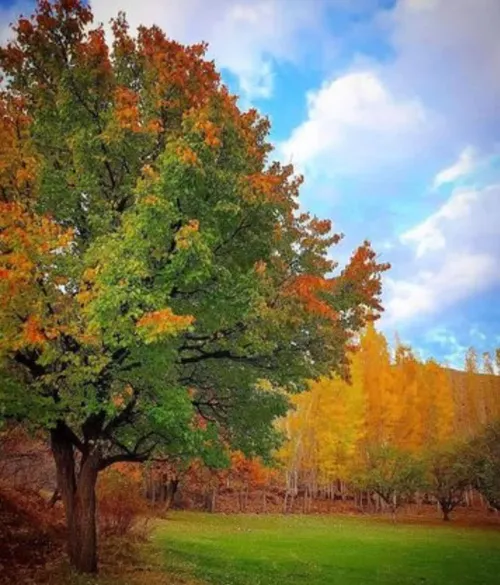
[51,426,100,574]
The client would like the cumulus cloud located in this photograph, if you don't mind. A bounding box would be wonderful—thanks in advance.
[0,0,333,101]
[385,0,500,149]
[384,183,500,325]
[384,252,497,324]
[401,188,478,257]
[281,0,500,185]
[280,70,428,176]
[91,0,330,101]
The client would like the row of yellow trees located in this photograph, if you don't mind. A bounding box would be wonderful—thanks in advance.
[278,324,500,489]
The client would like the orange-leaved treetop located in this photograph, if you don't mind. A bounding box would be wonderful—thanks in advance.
[0,0,389,573]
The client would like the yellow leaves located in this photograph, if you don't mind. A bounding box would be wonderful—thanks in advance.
[76,266,99,308]
[141,165,158,180]
[0,202,78,355]
[175,219,199,250]
[142,195,160,206]
[0,202,73,286]
[254,260,267,275]
[279,325,500,486]
[136,307,195,343]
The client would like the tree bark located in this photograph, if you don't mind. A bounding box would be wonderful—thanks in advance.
[51,426,100,574]
[163,479,179,511]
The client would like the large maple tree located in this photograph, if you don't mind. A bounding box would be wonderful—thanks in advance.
[0,0,389,573]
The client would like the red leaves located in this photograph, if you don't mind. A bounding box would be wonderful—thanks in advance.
[78,28,111,77]
[286,275,338,321]
[16,19,34,37]
[340,241,391,319]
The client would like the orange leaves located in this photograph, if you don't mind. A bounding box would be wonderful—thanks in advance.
[285,274,338,321]
[244,172,282,204]
[23,315,47,347]
[0,201,73,280]
[191,112,222,148]
[77,28,111,81]
[0,202,75,354]
[136,307,194,343]
[0,95,37,198]
[175,220,199,250]
[137,27,219,113]
[114,86,141,132]
[176,144,199,167]
[308,218,333,237]
[339,241,391,319]
[114,86,164,135]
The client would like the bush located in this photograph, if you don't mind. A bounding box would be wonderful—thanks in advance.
[352,444,425,519]
[467,421,500,511]
[97,466,148,538]
[424,443,471,521]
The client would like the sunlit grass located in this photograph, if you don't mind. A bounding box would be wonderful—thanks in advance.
[155,512,500,585]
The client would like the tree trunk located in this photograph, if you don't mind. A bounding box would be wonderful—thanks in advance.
[439,500,451,521]
[163,479,179,511]
[51,426,99,574]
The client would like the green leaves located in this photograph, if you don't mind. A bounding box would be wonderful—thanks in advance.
[0,1,389,471]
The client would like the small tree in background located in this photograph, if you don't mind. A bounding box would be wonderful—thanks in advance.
[424,443,471,521]
[353,444,424,520]
[468,421,500,511]
[0,0,389,574]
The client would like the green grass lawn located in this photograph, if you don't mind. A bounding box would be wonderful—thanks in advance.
[155,512,500,585]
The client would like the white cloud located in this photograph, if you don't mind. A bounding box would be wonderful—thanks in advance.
[384,252,497,324]
[280,70,428,176]
[384,182,500,325]
[89,0,329,100]
[0,0,332,101]
[385,0,500,149]
[401,188,478,257]
[433,146,477,189]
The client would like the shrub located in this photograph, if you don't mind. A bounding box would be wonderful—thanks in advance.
[467,421,500,511]
[97,466,147,538]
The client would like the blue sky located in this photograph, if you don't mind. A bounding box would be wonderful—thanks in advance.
[1,0,499,369]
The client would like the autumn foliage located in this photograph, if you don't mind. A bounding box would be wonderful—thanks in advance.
[97,465,148,538]
[0,0,393,574]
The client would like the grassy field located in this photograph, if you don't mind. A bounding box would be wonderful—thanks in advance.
[155,512,500,585]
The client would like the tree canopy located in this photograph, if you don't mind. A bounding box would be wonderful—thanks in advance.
[0,0,389,572]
